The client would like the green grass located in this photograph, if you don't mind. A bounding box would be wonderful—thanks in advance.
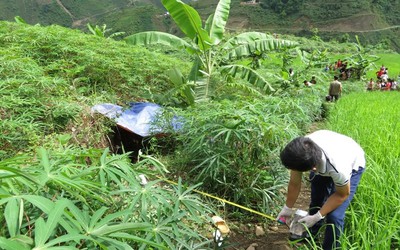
[327,91,400,249]
[366,53,400,80]
[1,17,400,248]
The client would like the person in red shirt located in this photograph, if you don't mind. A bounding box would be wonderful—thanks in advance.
[336,59,342,69]
[376,69,384,80]
[384,80,392,91]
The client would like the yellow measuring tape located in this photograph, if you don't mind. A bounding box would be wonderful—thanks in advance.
[160,178,276,221]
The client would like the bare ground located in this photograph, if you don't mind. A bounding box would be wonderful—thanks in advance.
[221,183,311,250]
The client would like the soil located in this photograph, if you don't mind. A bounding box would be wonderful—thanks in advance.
[227,12,398,34]
[223,183,311,250]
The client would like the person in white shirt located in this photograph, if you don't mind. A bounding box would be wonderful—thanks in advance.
[277,130,366,250]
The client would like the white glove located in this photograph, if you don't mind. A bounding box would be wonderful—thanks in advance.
[276,205,294,220]
[298,211,325,228]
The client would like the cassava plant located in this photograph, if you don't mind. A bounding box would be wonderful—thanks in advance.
[170,97,315,215]
[0,145,215,249]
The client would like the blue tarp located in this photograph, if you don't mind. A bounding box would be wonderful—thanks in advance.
[91,102,180,137]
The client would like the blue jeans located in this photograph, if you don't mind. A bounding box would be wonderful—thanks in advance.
[309,167,365,250]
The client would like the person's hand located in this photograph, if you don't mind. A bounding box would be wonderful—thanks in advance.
[276,205,294,221]
[298,211,325,228]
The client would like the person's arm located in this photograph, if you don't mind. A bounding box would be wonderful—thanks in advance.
[319,182,350,216]
[299,182,350,227]
[286,170,303,208]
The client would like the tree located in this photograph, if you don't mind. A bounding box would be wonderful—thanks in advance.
[345,35,380,80]
[125,0,297,105]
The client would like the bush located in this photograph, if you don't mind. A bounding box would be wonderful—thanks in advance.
[167,95,324,215]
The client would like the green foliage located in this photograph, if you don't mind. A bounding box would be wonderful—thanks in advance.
[0,146,214,248]
[125,0,298,105]
[96,4,164,36]
[326,92,400,249]
[341,36,380,80]
[260,0,304,15]
[14,16,26,24]
[2,8,400,248]
[87,23,125,39]
[0,21,189,158]
[169,94,324,214]
[3,0,400,53]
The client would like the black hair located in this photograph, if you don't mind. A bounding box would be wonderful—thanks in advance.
[280,137,322,172]
[334,76,338,80]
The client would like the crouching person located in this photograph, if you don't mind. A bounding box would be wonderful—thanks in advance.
[277,130,366,249]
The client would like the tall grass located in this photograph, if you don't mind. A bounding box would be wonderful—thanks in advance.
[0,21,189,159]
[327,91,400,249]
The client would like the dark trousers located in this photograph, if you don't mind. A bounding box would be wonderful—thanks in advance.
[309,167,365,249]
[329,94,339,101]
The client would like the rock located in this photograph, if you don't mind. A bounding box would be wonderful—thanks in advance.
[269,226,279,232]
[246,243,258,250]
[255,225,265,236]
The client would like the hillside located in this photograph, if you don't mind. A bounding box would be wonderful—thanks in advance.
[1,0,400,50]
[1,7,399,247]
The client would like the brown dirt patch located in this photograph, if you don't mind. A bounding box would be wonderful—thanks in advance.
[314,13,386,32]
[223,183,311,249]
[227,16,250,30]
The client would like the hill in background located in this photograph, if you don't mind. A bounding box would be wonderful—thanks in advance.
[1,0,400,51]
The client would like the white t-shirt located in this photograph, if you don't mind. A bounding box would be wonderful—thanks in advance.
[306,130,365,186]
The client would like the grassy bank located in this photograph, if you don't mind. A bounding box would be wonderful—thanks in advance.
[327,91,400,249]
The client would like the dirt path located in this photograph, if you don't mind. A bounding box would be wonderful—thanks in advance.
[53,0,130,27]
[226,183,311,249]
[71,6,128,27]
[55,0,75,21]
[227,12,400,34]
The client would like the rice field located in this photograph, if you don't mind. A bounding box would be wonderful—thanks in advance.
[326,91,400,249]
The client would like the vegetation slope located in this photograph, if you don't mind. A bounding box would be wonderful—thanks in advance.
[0,5,399,247]
[2,0,400,51]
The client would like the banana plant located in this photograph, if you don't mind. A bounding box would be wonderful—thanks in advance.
[344,35,380,80]
[124,0,297,104]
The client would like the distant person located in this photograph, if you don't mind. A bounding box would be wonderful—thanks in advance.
[310,76,317,84]
[336,59,342,70]
[304,80,312,87]
[328,76,342,101]
[366,78,374,91]
[377,79,383,89]
[391,80,398,90]
[383,80,392,91]
[289,68,294,77]
[346,64,352,79]
[379,80,386,90]
[381,72,389,83]
[376,68,385,80]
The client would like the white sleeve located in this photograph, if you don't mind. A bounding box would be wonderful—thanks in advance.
[330,171,350,187]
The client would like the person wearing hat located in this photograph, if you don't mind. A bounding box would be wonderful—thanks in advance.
[277,130,366,249]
